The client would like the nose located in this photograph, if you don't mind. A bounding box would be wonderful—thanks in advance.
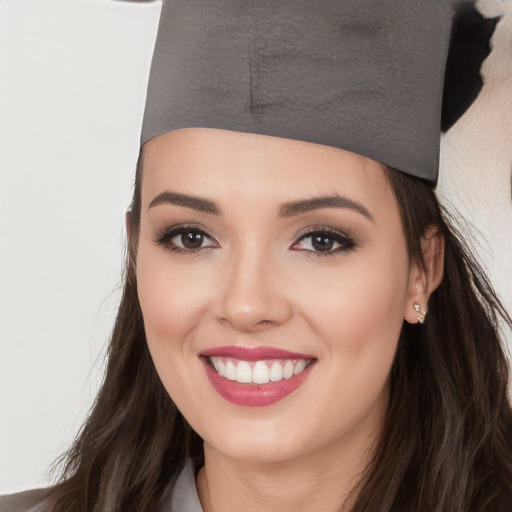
[214,248,293,332]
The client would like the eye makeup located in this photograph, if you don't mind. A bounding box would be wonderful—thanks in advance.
[291,226,357,257]
[153,221,358,258]
[154,224,218,255]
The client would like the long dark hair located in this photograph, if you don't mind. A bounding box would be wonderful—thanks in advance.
[44,156,512,511]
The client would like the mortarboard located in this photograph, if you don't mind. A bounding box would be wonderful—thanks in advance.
[140,1,472,186]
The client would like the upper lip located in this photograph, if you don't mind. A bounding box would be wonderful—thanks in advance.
[200,345,315,361]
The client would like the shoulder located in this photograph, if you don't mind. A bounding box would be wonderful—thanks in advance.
[0,489,48,512]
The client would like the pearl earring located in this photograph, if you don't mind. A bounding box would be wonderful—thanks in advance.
[413,303,427,324]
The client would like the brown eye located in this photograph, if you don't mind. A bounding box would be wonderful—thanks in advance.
[292,229,356,255]
[155,226,217,253]
[178,231,205,249]
[310,234,335,252]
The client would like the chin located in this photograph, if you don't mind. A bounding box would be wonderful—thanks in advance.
[204,431,308,464]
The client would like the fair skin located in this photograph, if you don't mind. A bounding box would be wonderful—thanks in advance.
[134,128,444,512]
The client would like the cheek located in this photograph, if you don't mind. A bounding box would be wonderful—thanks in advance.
[280,248,410,444]
[135,245,212,413]
[296,246,409,380]
[136,247,211,345]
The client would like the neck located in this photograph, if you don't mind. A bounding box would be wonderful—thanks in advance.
[196,426,380,512]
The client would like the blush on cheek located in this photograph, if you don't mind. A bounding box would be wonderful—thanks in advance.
[318,267,406,336]
[139,287,199,352]
[137,254,210,339]
[307,266,407,398]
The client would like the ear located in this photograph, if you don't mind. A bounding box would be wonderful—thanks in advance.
[404,225,445,325]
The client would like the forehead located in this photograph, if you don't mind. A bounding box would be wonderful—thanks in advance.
[141,128,395,208]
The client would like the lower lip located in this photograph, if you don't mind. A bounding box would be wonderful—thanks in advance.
[201,357,315,407]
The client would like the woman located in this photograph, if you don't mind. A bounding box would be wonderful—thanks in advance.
[2,1,511,511]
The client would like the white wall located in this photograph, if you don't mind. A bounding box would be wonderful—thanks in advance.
[0,0,162,492]
[0,0,510,495]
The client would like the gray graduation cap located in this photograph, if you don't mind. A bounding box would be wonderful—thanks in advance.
[141,0,456,185]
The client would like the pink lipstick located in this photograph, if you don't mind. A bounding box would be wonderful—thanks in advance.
[200,346,316,407]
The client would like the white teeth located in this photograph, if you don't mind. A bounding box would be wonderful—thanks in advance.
[217,359,226,377]
[236,361,252,383]
[208,356,312,384]
[283,361,294,379]
[253,361,270,384]
[294,359,307,375]
[269,361,283,382]
[225,360,237,380]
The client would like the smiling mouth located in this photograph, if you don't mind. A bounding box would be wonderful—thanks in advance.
[200,346,317,406]
[206,356,314,385]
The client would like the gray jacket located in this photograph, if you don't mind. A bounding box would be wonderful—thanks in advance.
[0,460,202,512]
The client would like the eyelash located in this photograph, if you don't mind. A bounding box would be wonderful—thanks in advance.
[292,227,357,257]
[154,225,218,255]
[154,225,357,257]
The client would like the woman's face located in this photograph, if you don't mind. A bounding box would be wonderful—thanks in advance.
[136,128,419,464]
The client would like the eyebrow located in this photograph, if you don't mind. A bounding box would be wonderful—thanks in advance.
[278,195,374,221]
[148,191,221,215]
[148,191,373,221]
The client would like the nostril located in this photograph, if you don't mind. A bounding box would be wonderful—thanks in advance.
[214,276,293,330]
[217,316,278,332]
[256,320,274,328]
